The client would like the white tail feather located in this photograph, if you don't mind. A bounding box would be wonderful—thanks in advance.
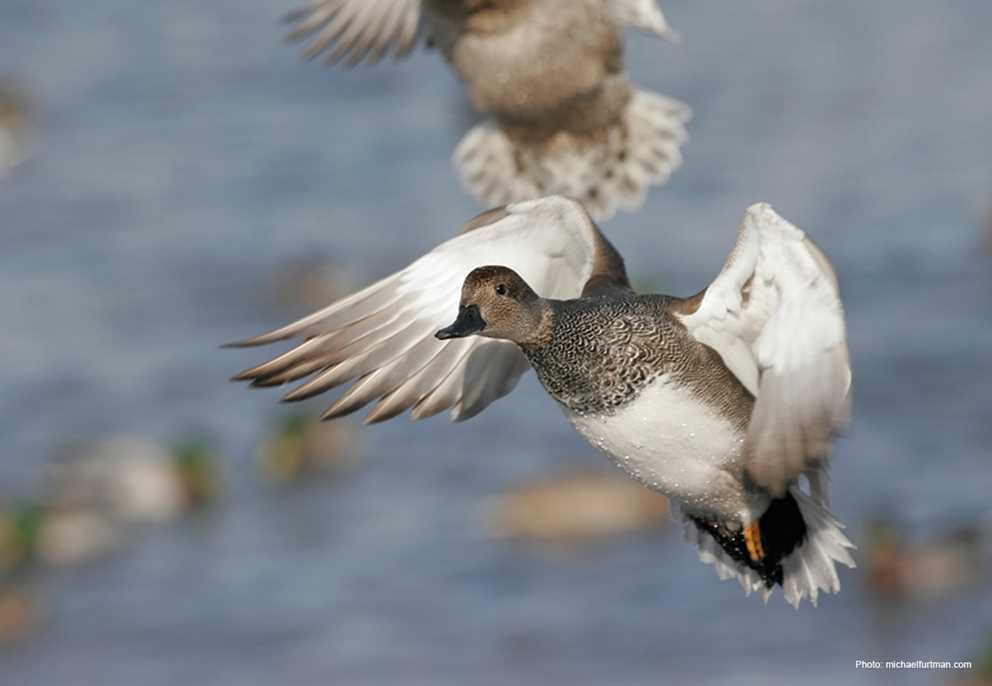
[681,486,856,609]
[453,89,690,220]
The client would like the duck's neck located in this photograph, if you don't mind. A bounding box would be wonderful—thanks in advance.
[516,298,614,415]
[515,299,556,354]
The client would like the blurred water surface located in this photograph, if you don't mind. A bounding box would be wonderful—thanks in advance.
[1,1,991,684]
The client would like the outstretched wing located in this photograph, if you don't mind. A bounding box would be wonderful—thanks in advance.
[228,196,629,423]
[285,0,423,67]
[676,204,851,497]
[607,0,677,39]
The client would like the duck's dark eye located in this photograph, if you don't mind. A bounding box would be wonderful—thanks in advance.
[495,283,508,296]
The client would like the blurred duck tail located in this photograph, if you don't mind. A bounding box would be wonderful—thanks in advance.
[454,86,689,220]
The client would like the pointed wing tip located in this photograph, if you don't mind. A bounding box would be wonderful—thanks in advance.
[743,202,776,220]
[744,201,810,232]
[280,387,311,403]
[249,377,286,389]
[742,202,806,239]
[409,401,445,422]
[363,404,404,425]
[618,2,679,41]
[229,369,285,387]
[362,412,389,426]
[222,334,286,349]
[319,406,348,422]
[647,25,680,42]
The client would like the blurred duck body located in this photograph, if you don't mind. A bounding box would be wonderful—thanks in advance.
[486,470,669,544]
[288,0,688,218]
[0,501,123,569]
[865,518,987,601]
[47,438,218,525]
[0,439,218,571]
[430,0,623,121]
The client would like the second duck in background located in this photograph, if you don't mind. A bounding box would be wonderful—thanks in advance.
[286,0,690,219]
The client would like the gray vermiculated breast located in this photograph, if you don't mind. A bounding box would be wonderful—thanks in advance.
[522,295,692,415]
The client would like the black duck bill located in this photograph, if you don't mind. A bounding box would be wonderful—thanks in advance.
[436,304,486,339]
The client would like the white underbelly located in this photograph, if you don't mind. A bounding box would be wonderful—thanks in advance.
[566,375,748,516]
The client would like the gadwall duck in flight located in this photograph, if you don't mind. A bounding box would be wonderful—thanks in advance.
[229,196,854,607]
[285,0,689,219]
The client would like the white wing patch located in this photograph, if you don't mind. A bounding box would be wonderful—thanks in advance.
[677,203,851,497]
[608,0,677,39]
[229,196,598,423]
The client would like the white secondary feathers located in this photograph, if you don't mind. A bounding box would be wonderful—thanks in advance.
[228,197,600,422]
[676,203,852,498]
[233,198,852,484]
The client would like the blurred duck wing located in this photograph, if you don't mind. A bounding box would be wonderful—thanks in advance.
[607,0,677,39]
[675,203,851,497]
[285,0,423,66]
[228,196,626,423]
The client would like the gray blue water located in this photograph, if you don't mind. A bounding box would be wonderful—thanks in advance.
[1,1,991,684]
